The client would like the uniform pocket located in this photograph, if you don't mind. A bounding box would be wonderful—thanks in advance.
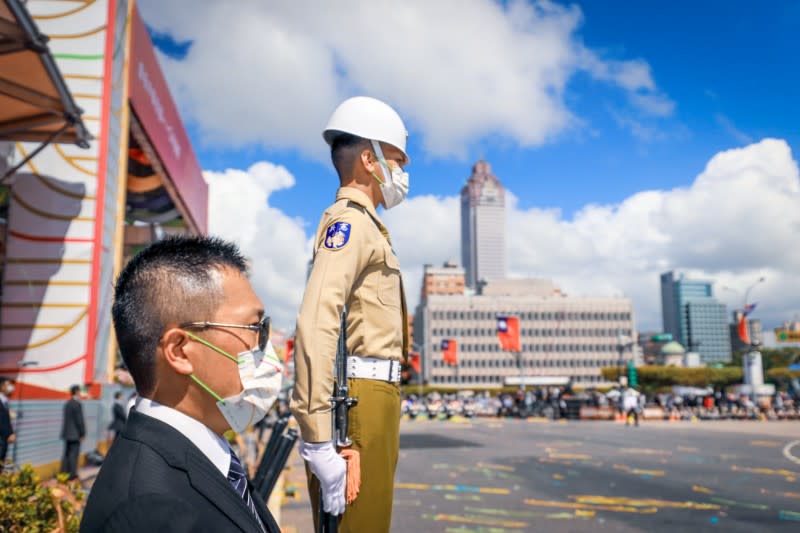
[376,247,401,308]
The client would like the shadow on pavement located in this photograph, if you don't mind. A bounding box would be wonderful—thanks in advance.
[400,433,482,449]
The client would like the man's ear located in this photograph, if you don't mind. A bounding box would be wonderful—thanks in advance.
[360,148,380,177]
[161,328,194,376]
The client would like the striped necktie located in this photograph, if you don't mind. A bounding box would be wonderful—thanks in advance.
[227,450,266,533]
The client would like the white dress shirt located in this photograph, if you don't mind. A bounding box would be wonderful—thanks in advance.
[135,397,231,477]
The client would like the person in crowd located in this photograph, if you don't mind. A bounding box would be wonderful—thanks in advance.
[0,377,16,465]
[108,391,128,441]
[623,386,641,427]
[80,236,280,533]
[60,384,86,480]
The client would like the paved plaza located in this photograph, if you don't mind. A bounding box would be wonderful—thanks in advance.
[282,418,800,532]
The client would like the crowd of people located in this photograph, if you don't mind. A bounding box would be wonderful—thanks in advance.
[402,385,800,422]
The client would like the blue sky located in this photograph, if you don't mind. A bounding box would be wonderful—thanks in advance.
[148,1,799,217]
[140,1,800,337]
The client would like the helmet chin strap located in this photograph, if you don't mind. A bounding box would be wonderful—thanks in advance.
[370,140,392,186]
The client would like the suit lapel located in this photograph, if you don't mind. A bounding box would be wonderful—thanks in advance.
[124,412,263,533]
[185,446,263,533]
[250,484,279,533]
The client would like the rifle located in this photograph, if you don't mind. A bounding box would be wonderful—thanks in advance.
[252,414,290,492]
[319,310,358,533]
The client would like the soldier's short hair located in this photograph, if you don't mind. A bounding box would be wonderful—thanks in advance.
[111,236,247,395]
[330,132,371,180]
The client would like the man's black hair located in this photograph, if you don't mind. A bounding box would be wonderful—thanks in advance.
[111,235,247,395]
[114,391,123,399]
[330,132,371,180]
[70,384,80,396]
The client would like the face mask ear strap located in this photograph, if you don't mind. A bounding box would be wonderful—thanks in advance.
[370,140,391,185]
[190,374,226,404]
[183,330,240,363]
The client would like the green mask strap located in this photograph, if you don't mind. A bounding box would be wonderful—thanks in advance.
[183,330,242,406]
[184,330,241,363]
[190,374,226,405]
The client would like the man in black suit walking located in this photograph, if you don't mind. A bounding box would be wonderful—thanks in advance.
[108,391,127,440]
[60,384,85,480]
[0,377,16,465]
[81,236,280,533]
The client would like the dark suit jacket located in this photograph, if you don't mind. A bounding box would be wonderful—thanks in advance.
[0,398,13,439]
[108,402,127,432]
[60,398,85,441]
[80,411,280,533]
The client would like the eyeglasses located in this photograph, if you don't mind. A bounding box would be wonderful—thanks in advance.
[180,315,271,352]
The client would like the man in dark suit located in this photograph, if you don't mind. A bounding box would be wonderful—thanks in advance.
[81,236,279,533]
[60,384,85,479]
[0,377,16,464]
[108,391,127,440]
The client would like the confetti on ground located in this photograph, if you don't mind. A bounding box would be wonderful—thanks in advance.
[575,509,596,517]
[692,485,714,494]
[524,498,657,514]
[394,498,422,506]
[709,497,770,511]
[619,448,673,457]
[553,474,565,480]
[677,446,700,453]
[778,510,800,521]
[572,495,721,511]
[445,494,482,502]
[750,440,781,447]
[613,464,666,477]
[760,488,800,500]
[396,483,511,495]
[445,526,511,533]
[421,513,528,528]
[477,463,516,472]
[731,465,799,482]
[546,449,592,460]
[464,506,540,518]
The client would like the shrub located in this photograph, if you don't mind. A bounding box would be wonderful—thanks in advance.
[0,465,84,533]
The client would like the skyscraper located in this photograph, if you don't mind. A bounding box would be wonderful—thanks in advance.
[660,271,732,363]
[460,160,506,289]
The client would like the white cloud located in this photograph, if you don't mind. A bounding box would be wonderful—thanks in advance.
[138,0,671,159]
[206,142,798,346]
[204,162,312,329]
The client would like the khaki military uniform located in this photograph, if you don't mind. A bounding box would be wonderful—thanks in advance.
[290,186,408,533]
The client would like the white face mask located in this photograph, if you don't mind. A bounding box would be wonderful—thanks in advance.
[370,140,409,209]
[186,334,283,434]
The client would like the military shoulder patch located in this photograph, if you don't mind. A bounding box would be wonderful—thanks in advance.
[323,221,351,250]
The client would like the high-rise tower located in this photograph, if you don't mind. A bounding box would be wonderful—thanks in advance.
[460,160,506,289]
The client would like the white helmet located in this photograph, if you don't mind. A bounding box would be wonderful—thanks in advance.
[323,96,409,164]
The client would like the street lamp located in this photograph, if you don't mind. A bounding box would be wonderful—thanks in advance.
[12,360,38,466]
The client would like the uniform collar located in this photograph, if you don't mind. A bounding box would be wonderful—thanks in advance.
[336,187,385,231]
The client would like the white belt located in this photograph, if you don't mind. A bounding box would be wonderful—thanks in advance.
[347,356,401,383]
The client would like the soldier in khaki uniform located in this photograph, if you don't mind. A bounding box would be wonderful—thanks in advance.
[290,96,410,533]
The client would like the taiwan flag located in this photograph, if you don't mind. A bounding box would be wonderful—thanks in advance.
[285,338,294,364]
[441,339,458,365]
[737,303,758,345]
[409,352,421,374]
[497,316,521,352]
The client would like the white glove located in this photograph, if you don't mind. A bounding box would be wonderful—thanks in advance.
[299,440,346,516]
